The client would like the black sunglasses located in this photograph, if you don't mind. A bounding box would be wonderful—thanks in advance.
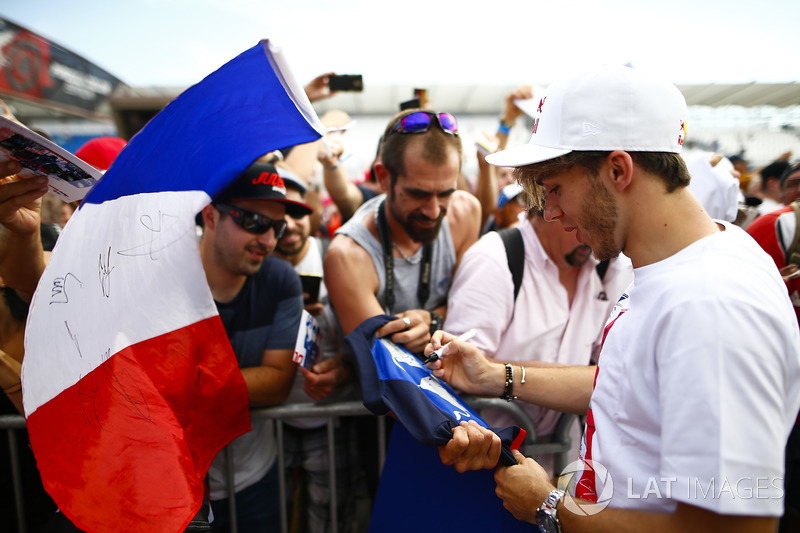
[387,111,459,137]
[215,203,287,238]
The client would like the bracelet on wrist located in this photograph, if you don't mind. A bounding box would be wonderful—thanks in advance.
[520,365,526,385]
[500,362,516,401]
[498,117,515,135]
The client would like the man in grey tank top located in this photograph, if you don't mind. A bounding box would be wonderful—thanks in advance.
[325,109,481,353]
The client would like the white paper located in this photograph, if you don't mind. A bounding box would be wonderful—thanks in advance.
[0,116,102,202]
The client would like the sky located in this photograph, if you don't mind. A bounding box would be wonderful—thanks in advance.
[1,0,799,89]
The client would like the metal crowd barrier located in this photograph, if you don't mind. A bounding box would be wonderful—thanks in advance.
[1,398,579,533]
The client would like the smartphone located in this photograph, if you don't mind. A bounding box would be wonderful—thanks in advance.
[328,74,363,92]
[299,273,322,304]
[399,98,421,111]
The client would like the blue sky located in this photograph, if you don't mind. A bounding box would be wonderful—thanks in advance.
[2,0,799,89]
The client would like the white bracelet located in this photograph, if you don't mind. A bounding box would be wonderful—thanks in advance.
[520,365,526,385]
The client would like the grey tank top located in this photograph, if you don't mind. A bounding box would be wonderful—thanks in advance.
[336,194,456,314]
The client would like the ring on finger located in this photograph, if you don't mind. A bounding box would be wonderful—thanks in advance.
[402,317,411,328]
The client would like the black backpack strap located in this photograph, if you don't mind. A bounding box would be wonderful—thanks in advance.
[498,227,524,302]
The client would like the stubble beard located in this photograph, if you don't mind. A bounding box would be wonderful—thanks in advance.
[388,194,446,245]
[214,236,268,277]
[579,179,621,262]
[565,245,593,267]
[276,230,307,257]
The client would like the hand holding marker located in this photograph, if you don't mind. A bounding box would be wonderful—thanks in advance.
[423,329,477,365]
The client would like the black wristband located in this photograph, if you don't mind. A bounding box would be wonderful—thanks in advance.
[429,311,442,336]
[500,362,516,402]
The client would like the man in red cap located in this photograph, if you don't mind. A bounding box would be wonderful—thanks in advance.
[198,160,313,532]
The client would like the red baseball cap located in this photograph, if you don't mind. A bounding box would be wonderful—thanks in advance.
[75,136,127,171]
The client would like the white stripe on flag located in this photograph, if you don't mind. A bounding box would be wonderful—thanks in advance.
[23,190,216,414]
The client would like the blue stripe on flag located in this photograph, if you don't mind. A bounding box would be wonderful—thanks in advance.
[83,41,323,205]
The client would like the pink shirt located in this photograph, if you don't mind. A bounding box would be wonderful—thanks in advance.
[444,218,632,434]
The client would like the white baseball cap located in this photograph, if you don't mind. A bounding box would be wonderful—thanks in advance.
[486,65,688,168]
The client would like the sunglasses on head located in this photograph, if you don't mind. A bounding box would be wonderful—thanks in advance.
[387,111,459,137]
[215,203,287,238]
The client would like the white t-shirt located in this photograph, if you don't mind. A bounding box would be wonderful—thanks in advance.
[444,217,632,434]
[579,221,800,515]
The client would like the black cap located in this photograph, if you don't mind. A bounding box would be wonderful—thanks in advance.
[215,162,312,217]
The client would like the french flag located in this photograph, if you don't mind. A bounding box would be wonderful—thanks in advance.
[22,40,323,532]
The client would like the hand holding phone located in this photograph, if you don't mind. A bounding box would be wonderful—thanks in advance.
[328,74,363,92]
[299,273,322,304]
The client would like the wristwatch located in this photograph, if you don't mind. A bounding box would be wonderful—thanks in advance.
[428,311,442,335]
[536,489,565,533]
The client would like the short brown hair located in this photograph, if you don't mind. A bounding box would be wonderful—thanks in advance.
[513,151,691,210]
[379,109,463,187]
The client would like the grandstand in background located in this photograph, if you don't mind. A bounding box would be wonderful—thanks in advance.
[1,14,797,175]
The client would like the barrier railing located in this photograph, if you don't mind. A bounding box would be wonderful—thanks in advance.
[1,398,578,533]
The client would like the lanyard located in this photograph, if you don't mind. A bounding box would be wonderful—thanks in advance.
[375,199,433,314]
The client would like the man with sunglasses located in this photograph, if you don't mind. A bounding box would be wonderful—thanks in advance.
[199,160,313,532]
[324,109,480,508]
[325,109,481,353]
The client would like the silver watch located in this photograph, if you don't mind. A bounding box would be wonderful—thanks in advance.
[535,488,565,533]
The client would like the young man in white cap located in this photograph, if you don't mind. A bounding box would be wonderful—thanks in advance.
[199,161,313,532]
[425,65,800,532]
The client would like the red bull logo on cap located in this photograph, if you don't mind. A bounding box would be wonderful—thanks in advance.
[678,119,687,147]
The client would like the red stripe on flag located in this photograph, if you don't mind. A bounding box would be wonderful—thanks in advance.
[26,316,251,533]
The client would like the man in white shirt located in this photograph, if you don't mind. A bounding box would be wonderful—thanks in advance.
[426,65,800,533]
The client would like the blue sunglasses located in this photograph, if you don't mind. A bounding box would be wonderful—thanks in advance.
[387,111,459,137]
